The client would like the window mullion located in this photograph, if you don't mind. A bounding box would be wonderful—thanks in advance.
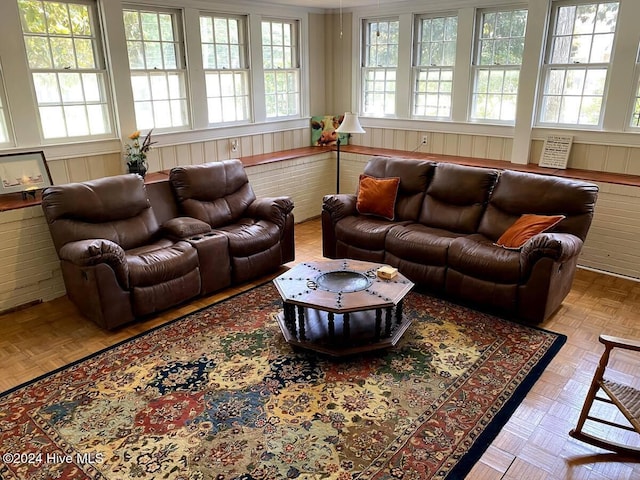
[100,0,136,139]
[451,7,474,123]
[248,15,265,123]
[184,7,207,129]
[395,13,412,119]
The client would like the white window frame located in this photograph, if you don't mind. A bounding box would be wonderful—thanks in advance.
[18,0,114,141]
[412,13,458,120]
[200,13,251,126]
[123,5,190,131]
[470,7,528,124]
[362,17,400,117]
[0,67,13,145]
[261,18,300,119]
[630,44,640,129]
[537,0,619,128]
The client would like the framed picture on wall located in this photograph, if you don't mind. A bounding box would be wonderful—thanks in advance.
[0,151,52,196]
[310,114,349,146]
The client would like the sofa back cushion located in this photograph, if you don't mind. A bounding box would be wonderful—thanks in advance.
[363,156,435,221]
[419,163,499,233]
[170,160,256,228]
[41,174,159,252]
[478,169,599,241]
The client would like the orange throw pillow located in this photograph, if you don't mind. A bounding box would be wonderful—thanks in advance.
[356,174,400,221]
[496,214,565,249]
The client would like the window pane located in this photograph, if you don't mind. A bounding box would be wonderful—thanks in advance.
[141,13,160,40]
[87,104,109,134]
[59,72,83,102]
[131,75,151,100]
[74,39,95,68]
[123,11,141,40]
[159,14,173,41]
[82,73,101,102]
[630,76,640,127]
[547,69,565,94]
[363,18,399,117]
[39,106,66,137]
[413,15,457,119]
[20,0,113,139]
[539,1,619,127]
[44,2,71,35]
[584,68,606,94]
[19,0,47,33]
[579,96,602,124]
[201,14,250,124]
[33,72,60,103]
[541,96,561,123]
[64,105,89,136]
[50,37,75,69]
[144,42,163,69]
[263,19,299,118]
[125,8,188,130]
[560,96,581,123]
[551,36,571,63]
[163,43,177,69]
[127,41,145,69]
[590,33,614,62]
[69,3,90,35]
[150,74,169,99]
[472,7,527,122]
[25,37,52,68]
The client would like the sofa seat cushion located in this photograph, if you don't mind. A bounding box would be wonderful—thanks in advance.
[385,224,464,266]
[214,219,280,257]
[335,216,404,251]
[448,234,522,284]
[126,240,199,287]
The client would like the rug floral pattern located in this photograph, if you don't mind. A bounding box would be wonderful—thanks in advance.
[0,284,564,480]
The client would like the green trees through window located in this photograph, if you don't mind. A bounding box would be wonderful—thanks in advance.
[18,0,112,139]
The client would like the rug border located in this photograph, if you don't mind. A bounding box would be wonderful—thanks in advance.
[0,281,271,399]
[444,323,567,480]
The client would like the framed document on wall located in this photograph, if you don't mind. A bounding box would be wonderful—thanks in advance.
[539,135,573,169]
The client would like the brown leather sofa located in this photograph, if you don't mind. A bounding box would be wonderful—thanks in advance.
[41,160,294,329]
[322,156,598,323]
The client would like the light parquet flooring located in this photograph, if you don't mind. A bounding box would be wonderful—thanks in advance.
[2,218,640,479]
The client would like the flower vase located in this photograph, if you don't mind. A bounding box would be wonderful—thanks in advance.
[127,157,148,178]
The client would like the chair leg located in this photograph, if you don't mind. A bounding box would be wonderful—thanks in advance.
[573,345,612,434]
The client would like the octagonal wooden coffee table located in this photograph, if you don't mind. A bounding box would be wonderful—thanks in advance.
[273,259,414,356]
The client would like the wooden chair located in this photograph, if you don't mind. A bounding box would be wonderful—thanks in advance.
[570,335,640,456]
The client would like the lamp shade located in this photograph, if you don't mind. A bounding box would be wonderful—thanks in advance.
[336,112,365,134]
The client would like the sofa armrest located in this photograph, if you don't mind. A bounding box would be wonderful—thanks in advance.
[322,194,357,223]
[163,217,211,240]
[520,232,583,272]
[58,239,129,289]
[246,196,294,229]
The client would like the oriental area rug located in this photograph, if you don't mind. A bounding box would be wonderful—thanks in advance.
[0,283,565,480]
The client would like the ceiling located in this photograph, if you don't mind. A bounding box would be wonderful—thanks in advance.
[242,0,401,9]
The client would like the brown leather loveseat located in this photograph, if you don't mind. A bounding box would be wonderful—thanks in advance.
[322,156,598,323]
[41,160,294,329]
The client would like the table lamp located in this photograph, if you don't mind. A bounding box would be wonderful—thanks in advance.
[335,112,365,194]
